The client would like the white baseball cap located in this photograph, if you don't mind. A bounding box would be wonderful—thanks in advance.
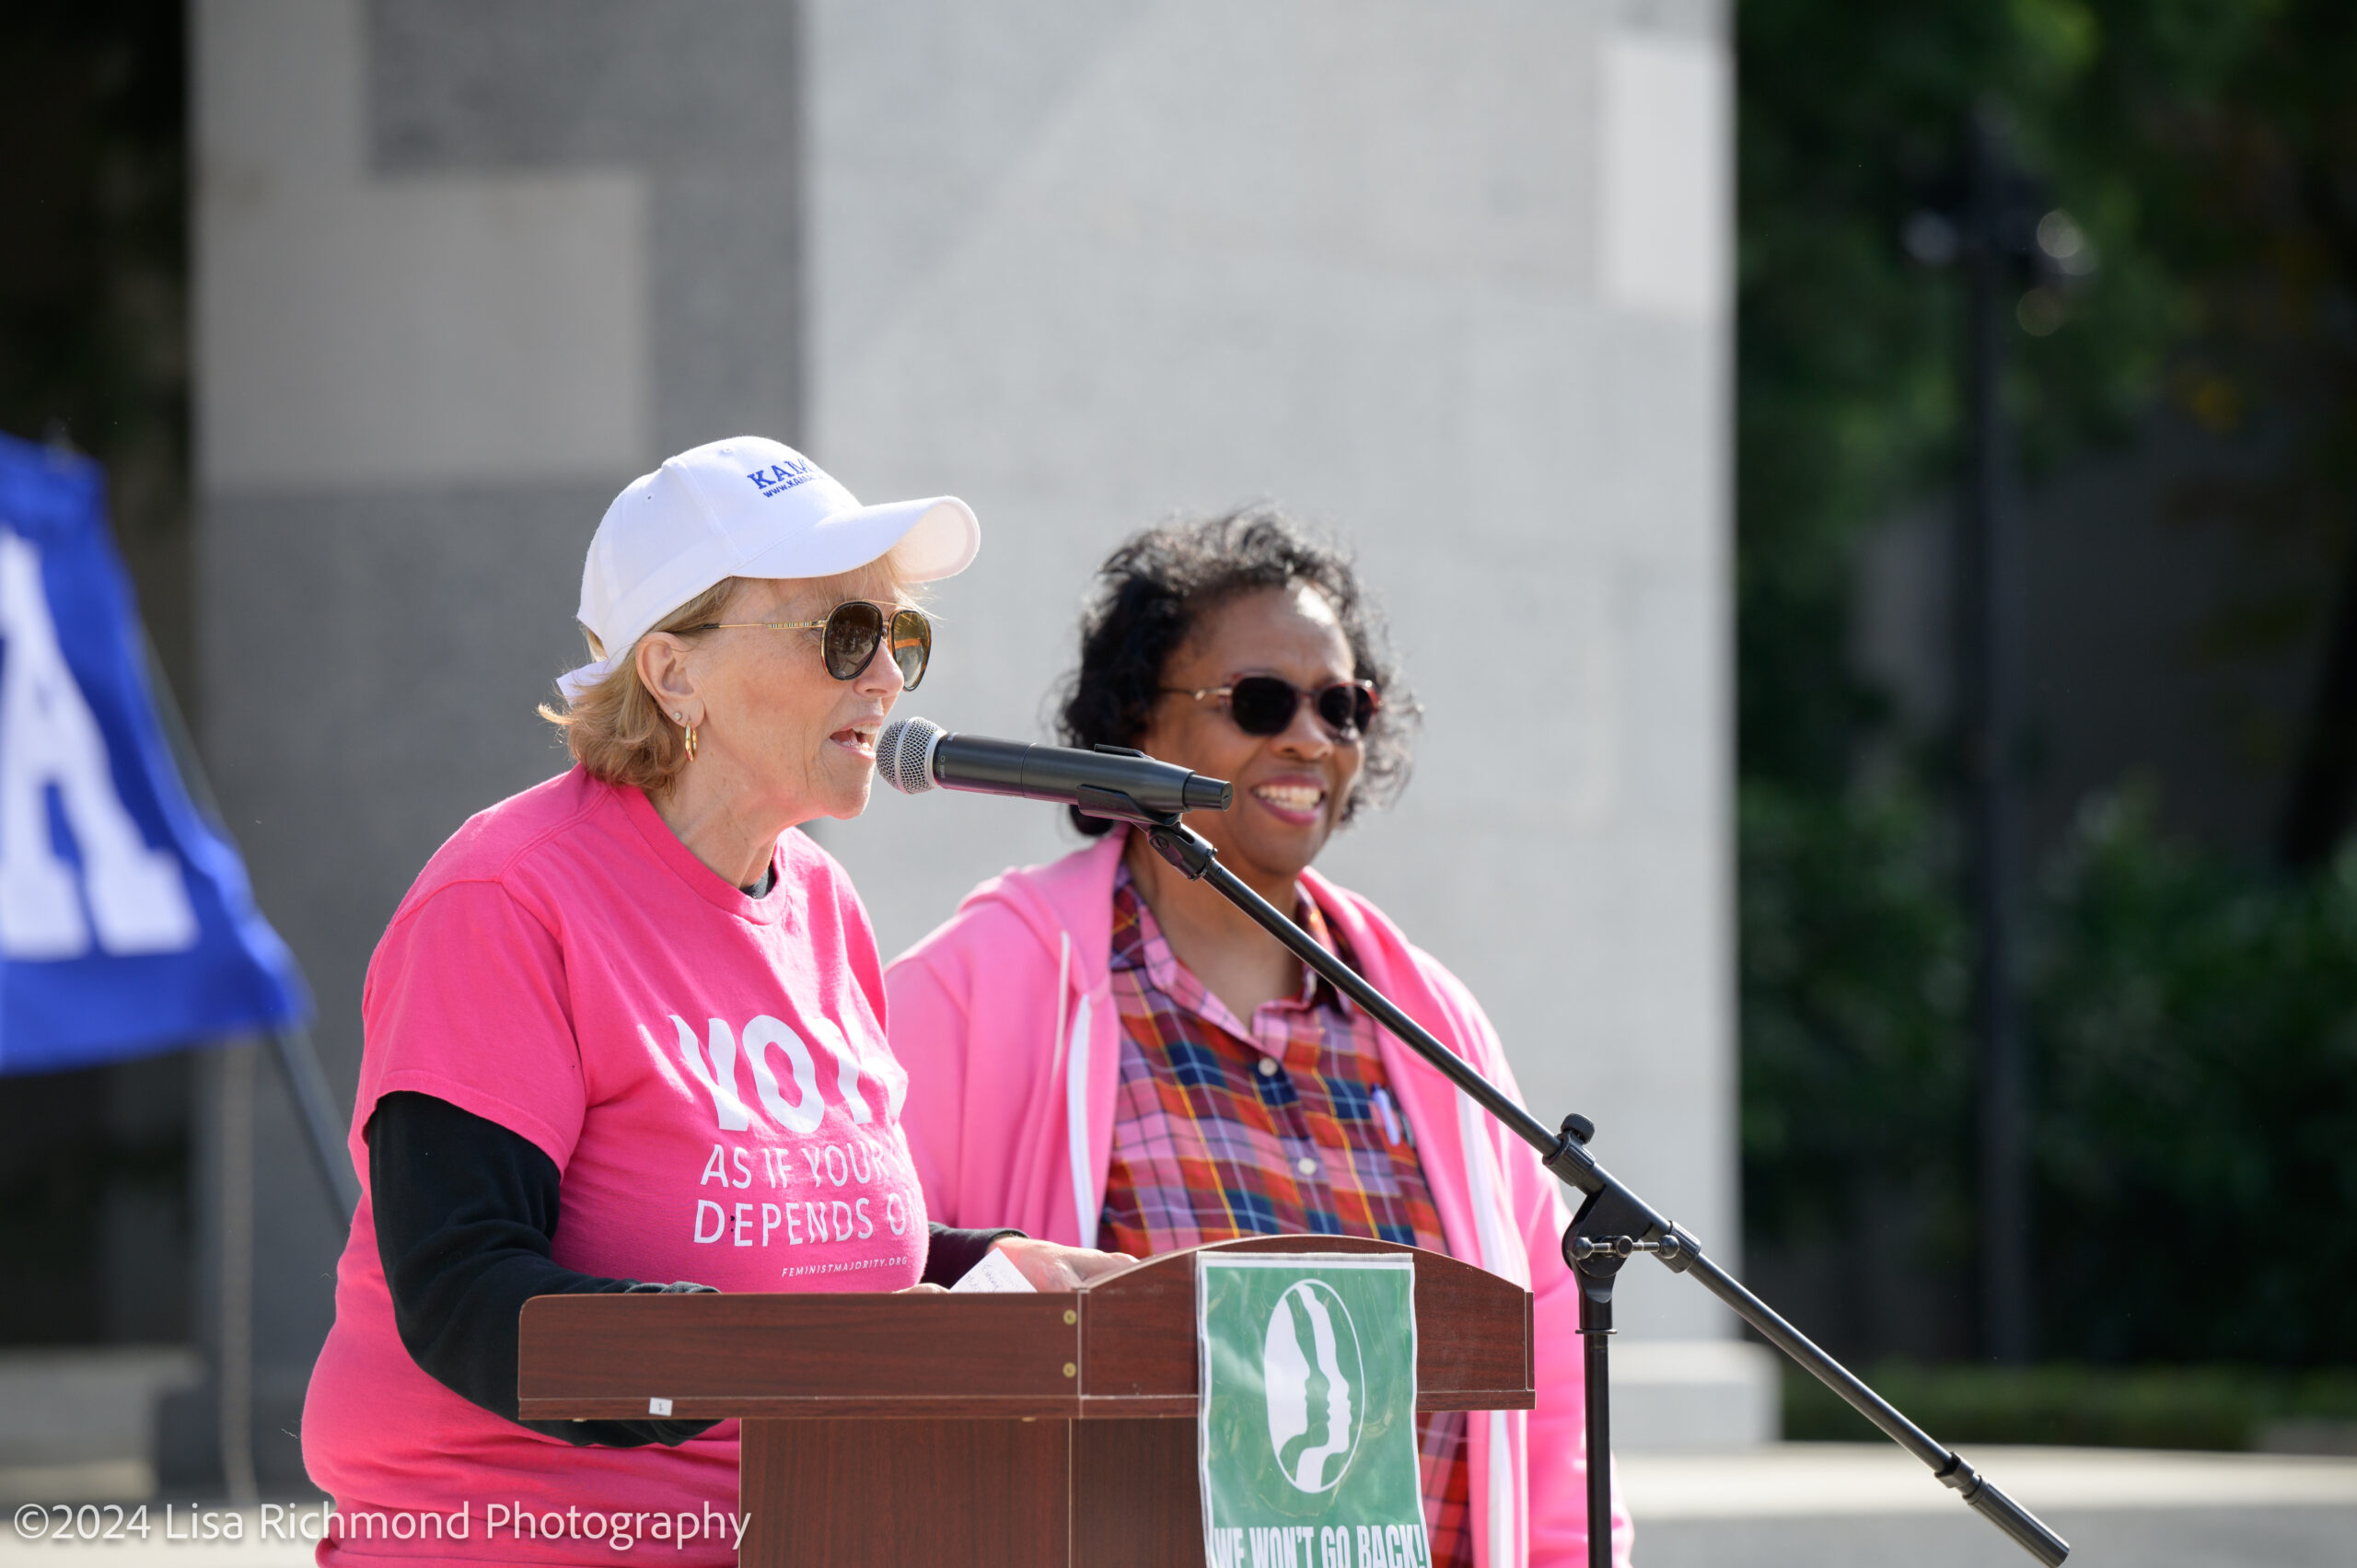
[558,436,979,700]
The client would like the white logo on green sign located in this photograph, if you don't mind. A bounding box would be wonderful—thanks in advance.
[1198,1253,1430,1568]
[1264,1279,1364,1492]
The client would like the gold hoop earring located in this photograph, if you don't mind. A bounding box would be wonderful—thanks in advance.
[684,722,699,762]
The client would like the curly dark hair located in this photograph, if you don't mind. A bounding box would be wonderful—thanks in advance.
[1055,505,1419,836]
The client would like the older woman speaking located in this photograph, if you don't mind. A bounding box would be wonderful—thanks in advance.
[300,438,1124,1568]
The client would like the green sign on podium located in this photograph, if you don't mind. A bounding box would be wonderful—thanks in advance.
[1197,1253,1430,1567]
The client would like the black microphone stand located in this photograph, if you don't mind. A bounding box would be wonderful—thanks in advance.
[1107,805,2070,1566]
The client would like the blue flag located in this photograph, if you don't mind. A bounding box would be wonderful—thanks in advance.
[0,434,307,1074]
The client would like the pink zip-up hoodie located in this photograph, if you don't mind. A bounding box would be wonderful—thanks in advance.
[885,831,1633,1567]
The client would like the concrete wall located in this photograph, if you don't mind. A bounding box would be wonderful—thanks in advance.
[811,0,1739,1345]
[192,0,801,1480]
[192,0,1742,1480]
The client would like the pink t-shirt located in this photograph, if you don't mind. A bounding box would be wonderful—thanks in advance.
[302,769,927,1567]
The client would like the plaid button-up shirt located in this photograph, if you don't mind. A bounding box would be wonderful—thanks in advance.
[1096,865,1473,1567]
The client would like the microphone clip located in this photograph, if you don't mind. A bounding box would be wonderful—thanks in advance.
[1074,783,1172,827]
[1077,745,1198,834]
[1140,816,1219,880]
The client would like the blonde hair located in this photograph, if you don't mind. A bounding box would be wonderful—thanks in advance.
[540,578,739,791]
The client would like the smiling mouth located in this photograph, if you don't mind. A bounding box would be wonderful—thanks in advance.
[830,723,880,757]
[1252,782,1326,816]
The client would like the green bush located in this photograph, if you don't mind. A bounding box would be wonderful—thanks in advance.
[1783,1361,2357,1451]
[1742,781,2357,1365]
[2032,794,2357,1365]
[1739,777,1972,1272]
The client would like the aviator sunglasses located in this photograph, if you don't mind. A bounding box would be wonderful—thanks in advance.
[684,600,933,689]
[1166,675,1381,739]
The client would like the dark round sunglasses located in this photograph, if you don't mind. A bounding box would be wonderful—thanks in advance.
[1165,676,1380,739]
[686,600,933,689]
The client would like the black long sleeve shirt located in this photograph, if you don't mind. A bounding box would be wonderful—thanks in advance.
[365,1089,1015,1446]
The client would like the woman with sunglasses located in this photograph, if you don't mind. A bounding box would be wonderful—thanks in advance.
[888,508,1631,1568]
[301,438,1127,1568]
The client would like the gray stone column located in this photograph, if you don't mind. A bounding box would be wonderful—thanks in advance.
[191,0,801,1481]
[805,1,1762,1441]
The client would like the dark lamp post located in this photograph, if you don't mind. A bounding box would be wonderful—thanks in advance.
[1905,102,2094,1365]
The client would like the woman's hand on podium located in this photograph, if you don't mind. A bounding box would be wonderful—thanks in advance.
[992,1236,1137,1292]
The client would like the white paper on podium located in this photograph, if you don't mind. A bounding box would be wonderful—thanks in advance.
[949,1247,1037,1294]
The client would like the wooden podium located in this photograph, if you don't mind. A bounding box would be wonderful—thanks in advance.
[518,1234,1533,1566]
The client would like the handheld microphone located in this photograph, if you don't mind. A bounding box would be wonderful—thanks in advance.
[875,716,1232,820]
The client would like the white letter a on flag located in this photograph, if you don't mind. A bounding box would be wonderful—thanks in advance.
[0,529,197,958]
